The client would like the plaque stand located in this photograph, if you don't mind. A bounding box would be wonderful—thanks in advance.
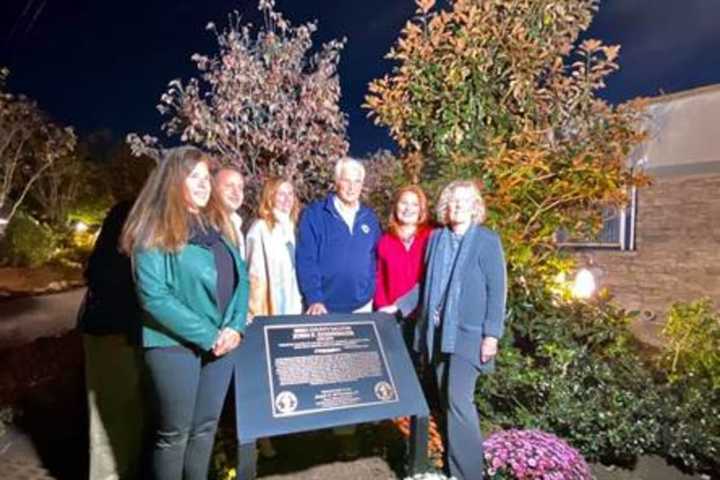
[409,415,430,472]
[236,440,257,480]
[234,418,429,480]
[232,313,432,479]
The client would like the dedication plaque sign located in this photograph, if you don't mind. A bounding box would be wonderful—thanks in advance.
[266,321,398,417]
[233,313,429,442]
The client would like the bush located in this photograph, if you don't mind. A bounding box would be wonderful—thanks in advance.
[478,287,659,464]
[477,289,720,475]
[0,211,58,267]
[478,342,663,464]
[659,378,720,473]
[660,298,720,389]
[655,299,720,472]
[484,429,591,480]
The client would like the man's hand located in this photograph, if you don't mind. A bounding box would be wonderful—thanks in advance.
[480,336,498,364]
[378,304,398,314]
[306,303,328,315]
[213,328,242,357]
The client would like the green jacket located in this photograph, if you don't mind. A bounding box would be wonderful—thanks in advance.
[133,238,249,351]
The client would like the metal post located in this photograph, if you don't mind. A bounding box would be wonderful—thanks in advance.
[236,440,257,480]
[409,415,429,474]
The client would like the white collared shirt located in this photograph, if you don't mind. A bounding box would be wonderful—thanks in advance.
[230,212,246,260]
[333,196,359,233]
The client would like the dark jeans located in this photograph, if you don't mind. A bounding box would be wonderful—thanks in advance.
[144,345,234,480]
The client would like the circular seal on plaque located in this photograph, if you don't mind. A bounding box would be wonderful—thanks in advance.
[374,381,395,401]
[275,391,298,414]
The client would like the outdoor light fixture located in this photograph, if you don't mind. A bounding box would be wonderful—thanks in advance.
[571,268,596,299]
[74,221,88,233]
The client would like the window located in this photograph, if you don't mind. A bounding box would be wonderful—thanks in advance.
[557,187,637,251]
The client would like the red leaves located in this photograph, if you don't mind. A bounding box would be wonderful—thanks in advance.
[129,3,349,210]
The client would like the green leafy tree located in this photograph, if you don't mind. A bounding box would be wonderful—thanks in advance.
[365,0,649,279]
[359,0,716,470]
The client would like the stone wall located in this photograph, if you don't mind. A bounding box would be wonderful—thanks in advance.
[589,172,720,344]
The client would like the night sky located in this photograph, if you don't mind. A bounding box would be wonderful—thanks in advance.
[2,0,720,157]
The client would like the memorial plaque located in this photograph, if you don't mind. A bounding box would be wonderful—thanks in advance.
[265,321,398,417]
[232,313,429,443]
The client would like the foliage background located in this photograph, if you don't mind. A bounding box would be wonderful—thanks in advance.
[129,0,349,212]
[364,0,718,475]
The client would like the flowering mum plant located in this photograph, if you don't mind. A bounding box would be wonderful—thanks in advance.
[484,430,591,480]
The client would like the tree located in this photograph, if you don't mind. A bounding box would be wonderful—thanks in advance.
[28,145,89,227]
[103,142,156,203]
[0,67,76,232]
[129,0,349,208]
[365,0,649,278]
[362,149,407,224]
[363,2,677,468]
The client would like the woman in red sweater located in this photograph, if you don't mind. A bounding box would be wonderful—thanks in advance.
[374,185,432,312]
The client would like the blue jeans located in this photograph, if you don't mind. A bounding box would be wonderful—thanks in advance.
[144,346,234,480]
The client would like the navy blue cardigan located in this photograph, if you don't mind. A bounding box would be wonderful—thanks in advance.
[399,225,507,370]
[295,194,381,312]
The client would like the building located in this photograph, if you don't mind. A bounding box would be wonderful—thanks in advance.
[568,84,720,345]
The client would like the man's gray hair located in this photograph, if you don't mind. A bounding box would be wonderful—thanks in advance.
[334,156,365,181]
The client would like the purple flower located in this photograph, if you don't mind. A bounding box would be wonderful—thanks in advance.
[483,429,591,480]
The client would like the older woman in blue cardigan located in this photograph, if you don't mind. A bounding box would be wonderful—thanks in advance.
[389,179,507,480]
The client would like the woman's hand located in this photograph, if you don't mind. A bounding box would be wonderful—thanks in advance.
[213,328,242,357]
[480,336,498,363]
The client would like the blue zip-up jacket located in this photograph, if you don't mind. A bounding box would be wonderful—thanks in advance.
[295,194,381,313]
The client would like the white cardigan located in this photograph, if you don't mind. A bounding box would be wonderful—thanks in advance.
[245,217,303,316]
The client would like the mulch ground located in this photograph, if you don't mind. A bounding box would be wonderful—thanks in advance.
[0,266,83,297]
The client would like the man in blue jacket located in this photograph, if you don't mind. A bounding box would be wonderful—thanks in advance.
[296,157,381,315]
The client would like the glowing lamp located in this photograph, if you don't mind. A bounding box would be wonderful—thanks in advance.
[572,268,596,299]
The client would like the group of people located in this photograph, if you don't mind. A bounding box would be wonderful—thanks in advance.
[79,146,507,480]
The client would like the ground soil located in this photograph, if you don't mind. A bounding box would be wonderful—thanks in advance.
[0,265,83,296]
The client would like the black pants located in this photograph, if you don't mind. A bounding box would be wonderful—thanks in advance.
[144,345,234,480]
[434,353,484,480]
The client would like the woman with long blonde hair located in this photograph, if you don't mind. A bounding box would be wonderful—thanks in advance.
[121,146,249,480]
[245,177,303,317]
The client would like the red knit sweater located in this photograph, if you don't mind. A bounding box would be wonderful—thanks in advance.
[374,227,431,309]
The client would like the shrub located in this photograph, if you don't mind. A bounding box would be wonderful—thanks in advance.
[477,286,665,464]
[655,299,720,473]
[478,343,663,464]
[477,290,720,474]
[659,378,720,473]
[660,298,720,390]
[0,210,58,267]
[484,429,591,480]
